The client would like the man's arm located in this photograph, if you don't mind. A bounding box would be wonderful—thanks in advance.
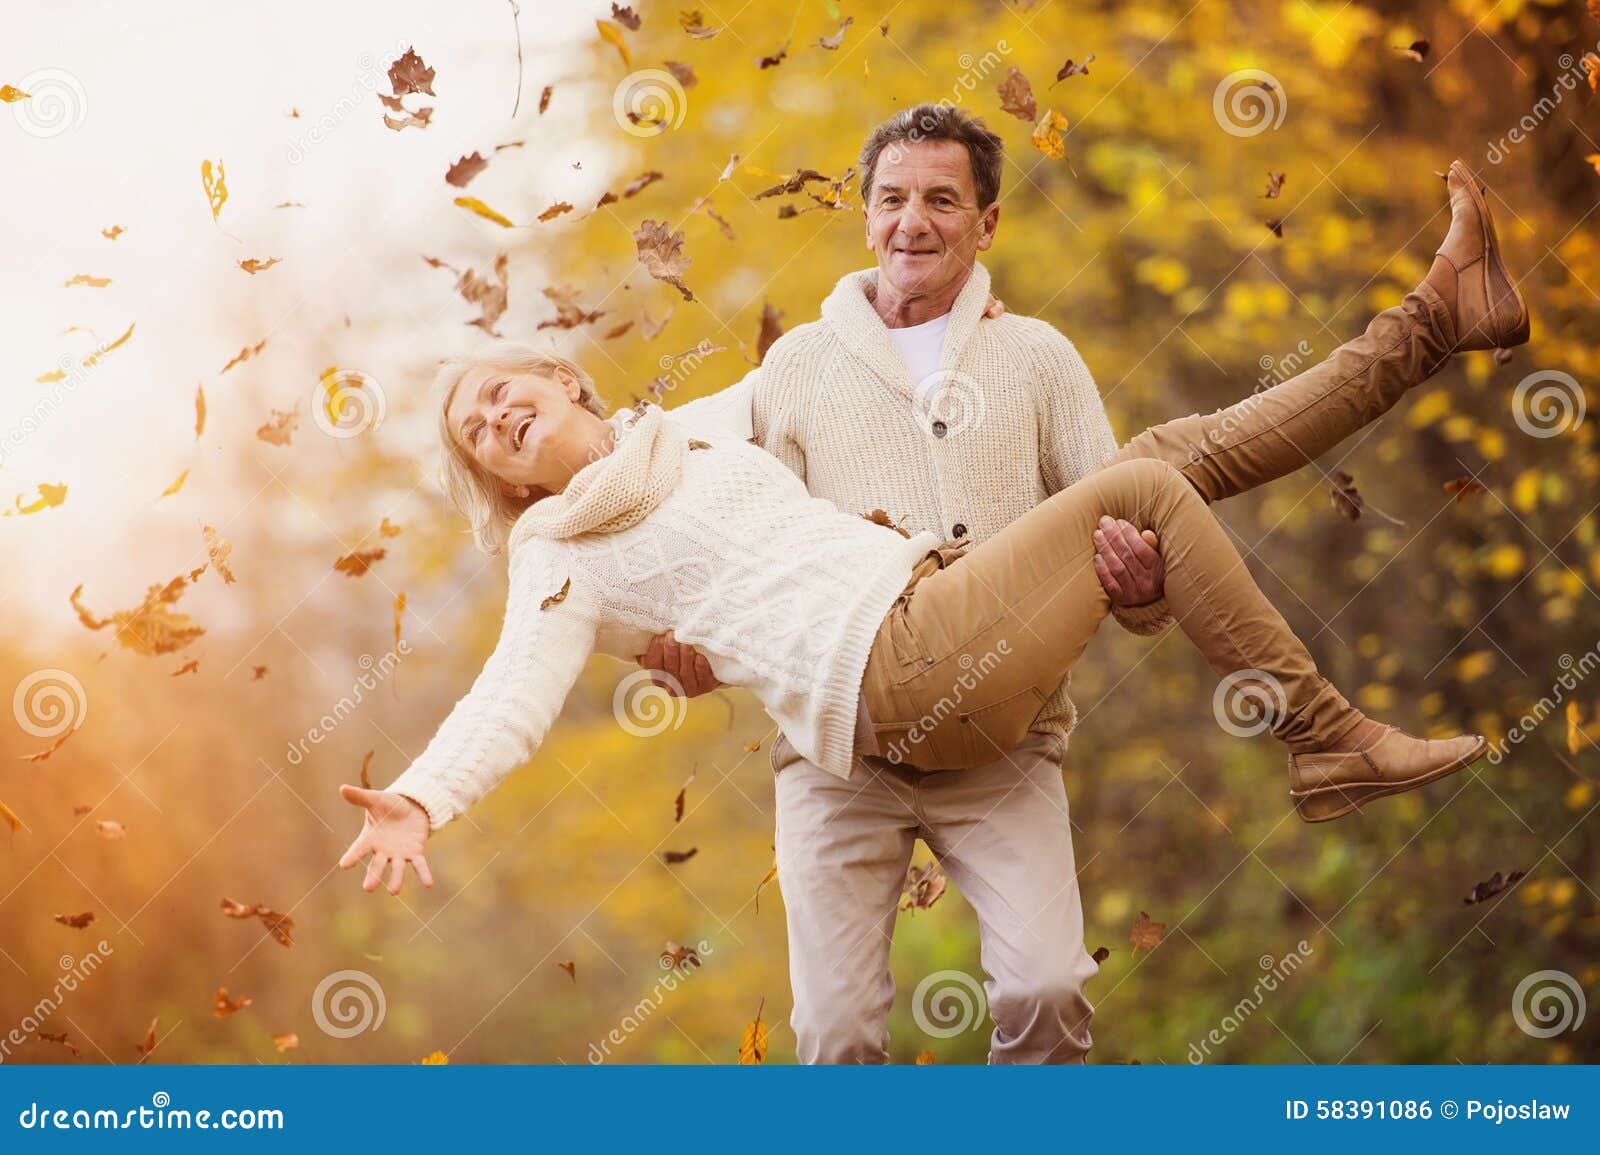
[1032,324,1174,636]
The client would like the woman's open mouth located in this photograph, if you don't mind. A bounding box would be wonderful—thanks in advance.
[512,415,534,452]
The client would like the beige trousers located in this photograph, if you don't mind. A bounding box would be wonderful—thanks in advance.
[776,282,1455,1065]
[861,282,1457,769]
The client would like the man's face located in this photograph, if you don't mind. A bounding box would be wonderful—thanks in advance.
[864,138,999,300]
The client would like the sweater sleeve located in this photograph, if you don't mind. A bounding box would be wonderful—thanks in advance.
[385,546,598,829]
[668,367,759,441]
[1031,324,1174,638]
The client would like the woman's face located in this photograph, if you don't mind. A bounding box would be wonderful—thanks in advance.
[447,365,609,496]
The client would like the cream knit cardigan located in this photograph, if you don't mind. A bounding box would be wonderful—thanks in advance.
[386,405,940,829]
[675,260,1171,752]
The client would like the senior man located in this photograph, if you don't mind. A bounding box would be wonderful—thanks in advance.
[656,104,1170,1064]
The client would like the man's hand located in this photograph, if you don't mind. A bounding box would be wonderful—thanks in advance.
[638,629,721,698]
[983,294,1006,319]
[338,785,434,896]
[1092,516,1165,607]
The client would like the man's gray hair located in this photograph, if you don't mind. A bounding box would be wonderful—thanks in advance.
[858,103,1005,209]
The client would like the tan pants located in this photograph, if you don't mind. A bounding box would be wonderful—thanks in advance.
[861,282,1456,769]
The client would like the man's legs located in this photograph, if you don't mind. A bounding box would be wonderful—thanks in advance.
[773,734,919,1063]
[917,731,1099,1063]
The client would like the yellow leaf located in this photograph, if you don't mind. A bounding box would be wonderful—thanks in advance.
[201,158,228,222]
[393,591,407,648]
[273,1033,300,1053]
[1567,701,1600,756]
[915,1050,936,1064]
[7,482,67,516]
[64,274,111,288]
[82,322,135,368]
[0,84,31,103]
[597,19,633,67]
[159,469,189,499]
[1030,109,1069,159]
[0,799,24,835]
[453,196,516,228]
[420,1050,449,1065]
[738,1001,769,1064]
[195,384,207,439]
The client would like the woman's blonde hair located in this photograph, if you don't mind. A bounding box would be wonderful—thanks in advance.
[433,341,608,556]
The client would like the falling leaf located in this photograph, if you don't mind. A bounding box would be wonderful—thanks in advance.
[172,659,198,677]
[1030,110,1069,160]
[6,482,68,517]
[420,1050,449,1065]
[673,768,696,822]
[597,19,633,66]
[755,298,784,364]
[238,258,280,275]
[134,1017,159,1057]
[427,253,510,336]
[916,1050,936,1064]
[817,16,853,49]
[756,41,789,69]
[213,987,253,1019]
[901,861,948,911]
[102,225,124,240]
[194,385,206,439]
[201,525,236,584]
[862,508,911,538]
[641,304,674,340]
[20,734,73,763]
[680,9,719,38]
[256,406,300,446]
[603,319,635,339]
[38,1030,80,1058]
[1398,38,1430,63]
[221,339,266,374]
[1262,171,1286,199]
[664,60,697,87]
[335,549,386,578]
[1568,701,1600,755]
[82,322,135,368]
[251,666,268,680]
[389,47,436,96]
[742,738,759,750]
[445,152,488,187]
[662,941,702,968]
[752,168,829,199]
[273,1033,300,1053]
[998,67,1036,121]
[1092,945,1110,963]
[97,819,127,840]
[1586,55,1600,93]
[1328,469,1404,526]
[201,159,228,222]
[219,898,295,948]
[538,85,553,113]
[0,800,24,836]
[360,750,375,791]
[662,847,698,864]
[158,469,189,499]
[634,219,694,300]
[63,274,111,288]
[1129,910,1165,952]
[1443,476,1487,502]
[612,3,641,29]
[0,84,31,102]
[71,576,205,656]
[537,201,574,222]
[393,591,406,649]
[1463,868,1526,905]
[455,196,516,228]
[54,912,96,929]
[382,105,434,132]
[557,961,577,981]
[540,577,571,610]
[754,855,778,913]
[1052,54,1095,84]
[738,999,768,1064]
[622,170,664,198]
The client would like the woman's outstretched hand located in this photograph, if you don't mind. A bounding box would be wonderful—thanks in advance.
[338,785,434,896]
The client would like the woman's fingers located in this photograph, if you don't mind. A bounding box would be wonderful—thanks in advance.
[338,835,369,871]
[386,856,407,896]
[413,855,435,889]
[362,854,389,893]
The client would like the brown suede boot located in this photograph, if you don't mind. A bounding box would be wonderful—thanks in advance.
[1289,727,1487,823]
[1433,159,1530,352]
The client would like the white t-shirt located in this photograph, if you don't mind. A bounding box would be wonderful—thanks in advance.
[886,311,951,397]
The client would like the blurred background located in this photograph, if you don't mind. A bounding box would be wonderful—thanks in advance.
[1,0,1596,1065]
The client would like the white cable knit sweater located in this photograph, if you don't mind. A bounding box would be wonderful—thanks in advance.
[674,261,1171,751]
[386,407,939,829]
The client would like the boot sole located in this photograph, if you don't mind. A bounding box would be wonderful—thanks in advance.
[1291,734,1488,823]
[1452,160,1530,350]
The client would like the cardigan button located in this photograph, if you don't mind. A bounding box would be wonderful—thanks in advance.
[931,420,947,438]
[952,523,967,538]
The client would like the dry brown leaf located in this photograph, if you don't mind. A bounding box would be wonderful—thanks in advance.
[611,3,641,29]
[335,549,386,578]
[998,66,1036,120]
[1052,54,1095,84]
[1443,476,1487,502]
[754,855,778,913]
[538,85,553,113]
[664,60,697,87]
[662,847,698,864]
[680,9,719,38]
[38,1030,81,1058]
[756,41,789,69]
[103,224,124,239]
[393,590,407,649]
[1263,171,1286,199]
[273,1032,300,1053]
[1092,945,1111,963]
[64,273,111,288]
[540,577,571,610]
[538,285,605,331]
[445,152,488,187]
[6,482,68,517]
[538,201,574,222]
[195,384,206,439]
[238,258,280,275]
[256,406,299,446]
[219,898,295,948]
[1129,910,1165,952]
[221,339,266,374]
[0,84,31,102]
[755,298,784,364]
[420,1050,449,1065]
[1464,868,1526,905]
[634,219,694,300]
[389,47,436,96]
[661,941,702,968]
[213,987,253,1019]
[673,767,696,822]
[158,469,189,499]
[70,576,205,656]
[135,1017,159,1057]
[901,860,947,911]
[916,1049,936,1064]
[818,17,853,49]
[171,659,199,677]
[54,911,96,929]
[202,524,236,584]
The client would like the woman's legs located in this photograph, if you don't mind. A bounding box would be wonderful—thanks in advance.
[860,456,1482,817]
